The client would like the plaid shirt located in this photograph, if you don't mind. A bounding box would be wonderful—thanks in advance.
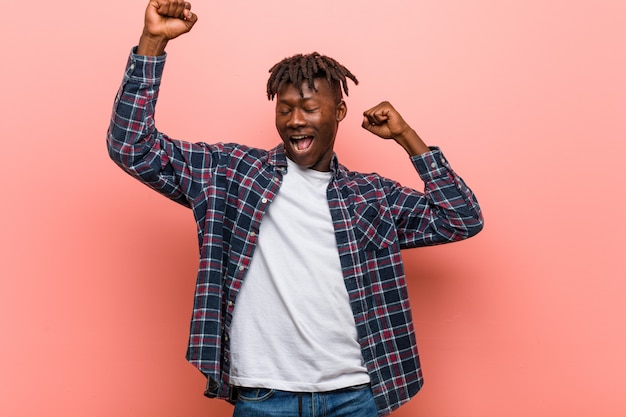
[107,49,483,416]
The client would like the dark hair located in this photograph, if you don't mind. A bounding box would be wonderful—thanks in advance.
[267,52,359,101]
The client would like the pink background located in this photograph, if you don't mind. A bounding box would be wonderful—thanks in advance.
[2,0,625,416]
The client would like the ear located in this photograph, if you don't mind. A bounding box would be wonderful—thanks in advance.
[336,100,347,122]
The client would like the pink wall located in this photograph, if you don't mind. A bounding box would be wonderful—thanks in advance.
[2,1,625,416]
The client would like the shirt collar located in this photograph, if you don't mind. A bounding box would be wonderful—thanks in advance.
[268,144,288,171]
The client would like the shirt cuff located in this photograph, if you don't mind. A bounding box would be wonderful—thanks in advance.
[124,46,167,84]
[410,147,452,181]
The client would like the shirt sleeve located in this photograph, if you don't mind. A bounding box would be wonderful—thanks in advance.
[388,147,484,248]
[106,47,218,207]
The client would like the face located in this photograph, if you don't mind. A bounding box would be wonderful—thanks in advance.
[275,78,347,171]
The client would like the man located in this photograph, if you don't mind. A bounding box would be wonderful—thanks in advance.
[107,1,483,416]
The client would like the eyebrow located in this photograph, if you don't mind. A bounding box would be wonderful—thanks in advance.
[277,95,316,104]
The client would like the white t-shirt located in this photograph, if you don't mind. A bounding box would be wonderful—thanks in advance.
[229,159,370,392]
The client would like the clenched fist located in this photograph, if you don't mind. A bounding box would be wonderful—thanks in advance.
[362,101,430,156]
[137,0,198,56]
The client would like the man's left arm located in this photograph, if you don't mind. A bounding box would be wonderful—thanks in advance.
[362,102,484,247]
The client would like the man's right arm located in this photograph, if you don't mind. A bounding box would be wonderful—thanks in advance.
[107,1,208,207]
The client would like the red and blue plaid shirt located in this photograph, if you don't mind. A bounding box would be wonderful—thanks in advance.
[107,49,483,416]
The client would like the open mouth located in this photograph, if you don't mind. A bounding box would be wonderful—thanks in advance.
[290,135,314,151]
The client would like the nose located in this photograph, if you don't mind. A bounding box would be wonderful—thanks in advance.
[287,108,306,128]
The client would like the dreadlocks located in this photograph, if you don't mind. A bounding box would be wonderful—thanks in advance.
[267,52,359,101]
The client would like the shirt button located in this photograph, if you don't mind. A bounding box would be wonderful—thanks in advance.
[431,162,437,168]
[239,265,245,271]
[228,300,233,307]
[130,64,135,70]
[273,177,280,183]
[250,231,256,237]
[261,198,268,204]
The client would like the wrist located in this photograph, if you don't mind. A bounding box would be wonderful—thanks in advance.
[394,128,430,156]
[137,32,169,56]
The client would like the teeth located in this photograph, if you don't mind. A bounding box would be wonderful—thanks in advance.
[291,135,308,140]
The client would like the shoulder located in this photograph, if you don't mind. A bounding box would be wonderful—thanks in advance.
[204,143,289,177]
[201,142,272,163]
[335,164,403,204]
[337,163,397,189]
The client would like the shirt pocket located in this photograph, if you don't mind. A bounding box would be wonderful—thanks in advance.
[354,202,397,252]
